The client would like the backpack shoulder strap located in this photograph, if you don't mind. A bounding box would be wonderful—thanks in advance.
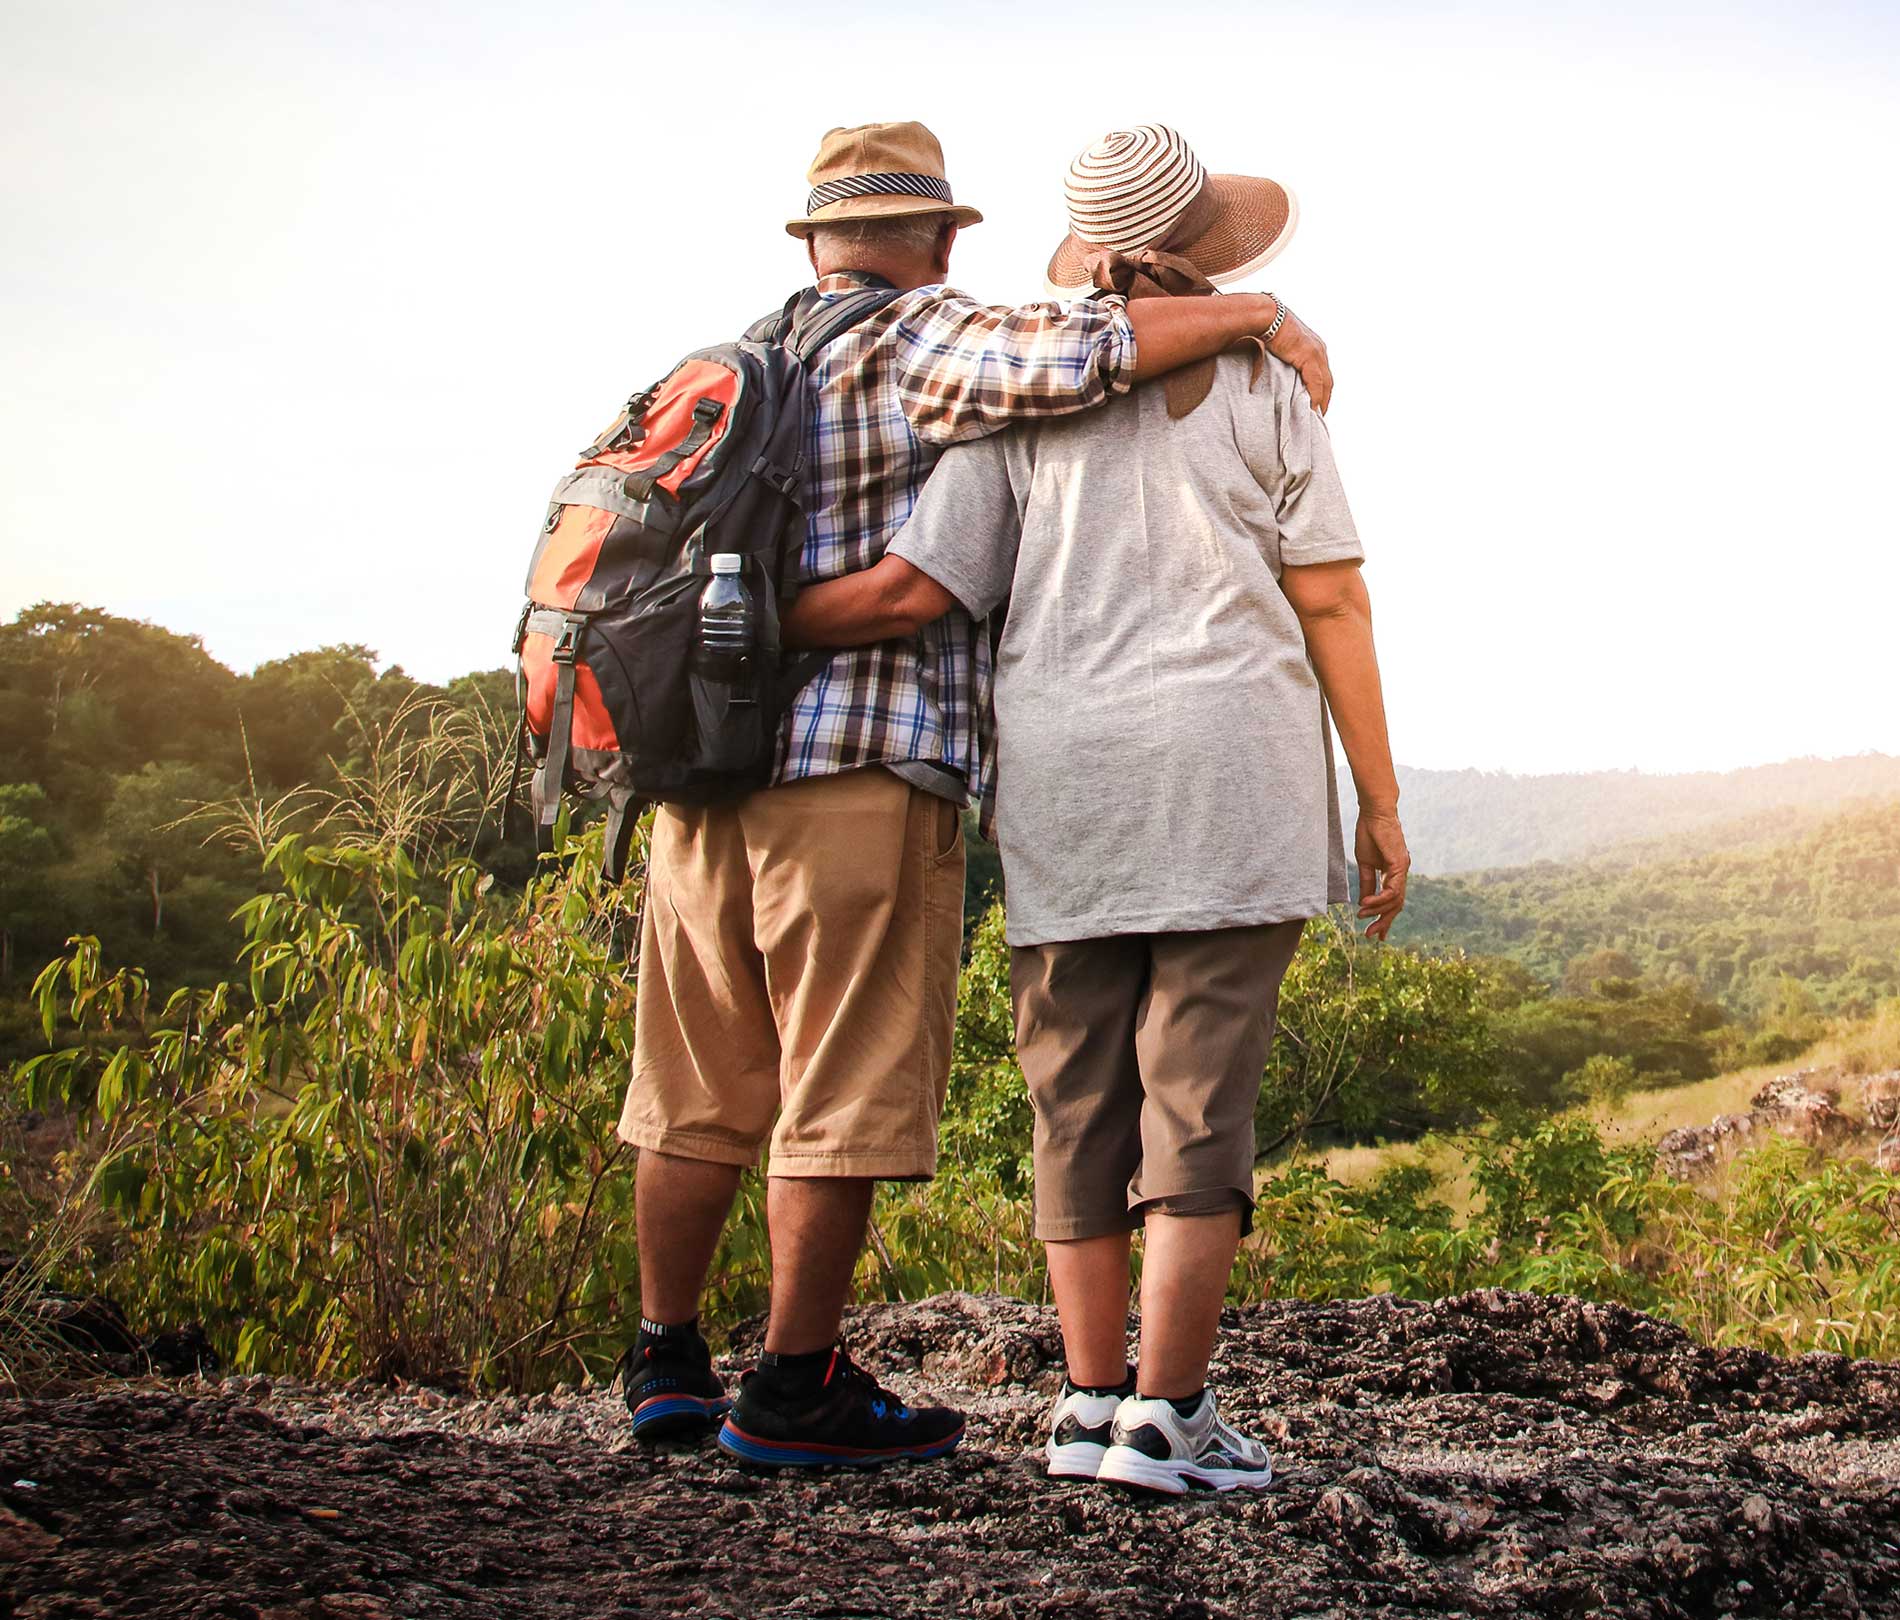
[787,286,904,365]
[744,290,803,345]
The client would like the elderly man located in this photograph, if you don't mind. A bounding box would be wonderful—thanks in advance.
[783,125,1407,1492]
[616,120,1333,1468]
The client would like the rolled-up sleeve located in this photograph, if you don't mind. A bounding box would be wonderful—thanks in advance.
[1245,358,1365,567]
[893,291,1136,447]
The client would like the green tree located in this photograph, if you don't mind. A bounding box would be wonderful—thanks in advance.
[1562,946,1641,997]
[0,604,241,802]
[0,785,58,982]
[1562,1052,1639,1106]
[101,763,228,939]
[235,645,381,788]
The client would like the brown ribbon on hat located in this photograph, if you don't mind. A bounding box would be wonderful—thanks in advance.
[1084,245,1218,300]
[1082,189,1268,418]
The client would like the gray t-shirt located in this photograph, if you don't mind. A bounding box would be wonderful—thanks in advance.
[889,350,1364,946]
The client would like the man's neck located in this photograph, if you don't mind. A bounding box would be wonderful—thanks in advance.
[815,257,941,291]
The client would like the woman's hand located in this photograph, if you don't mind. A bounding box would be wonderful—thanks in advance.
[1354,807,1409,941]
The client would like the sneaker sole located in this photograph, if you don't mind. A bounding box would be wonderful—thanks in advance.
[1095,1444,1273,1496]
[716,1418,964,1470]
[631,1393,731,1443]
[1045,1440,1109,1480]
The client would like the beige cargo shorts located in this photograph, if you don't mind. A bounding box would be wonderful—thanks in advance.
[619,767,965,1179]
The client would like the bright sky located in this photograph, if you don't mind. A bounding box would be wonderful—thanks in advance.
[4,0,1897,774]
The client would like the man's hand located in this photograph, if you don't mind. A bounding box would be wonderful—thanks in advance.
[1354,806,1409,941]
[1266,304,1331,415]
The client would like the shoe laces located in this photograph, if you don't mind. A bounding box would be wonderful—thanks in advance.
[823,1344,874,1394]
[1207,1405,1262,1458]
[825,1345,910,1421]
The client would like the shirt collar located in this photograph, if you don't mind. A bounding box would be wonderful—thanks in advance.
[815,269,899,295]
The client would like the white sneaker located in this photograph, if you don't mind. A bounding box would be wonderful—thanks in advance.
[1044,1379,1131,1480]
[1095,1389,1273,1495]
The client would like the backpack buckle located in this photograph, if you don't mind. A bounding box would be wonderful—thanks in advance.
[551,618,584,665]
[750,455,801,499]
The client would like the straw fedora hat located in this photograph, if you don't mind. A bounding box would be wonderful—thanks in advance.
[786,121,984,239]
[1045,125,1297,295]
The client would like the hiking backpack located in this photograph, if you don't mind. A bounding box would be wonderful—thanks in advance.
[509,284,900,880]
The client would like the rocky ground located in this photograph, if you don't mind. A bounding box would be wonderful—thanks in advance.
[4,1289,1900,1619]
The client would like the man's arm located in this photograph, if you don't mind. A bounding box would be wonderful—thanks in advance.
[895,291,1330,446]
[786,436,1019,649]
[783,555,956,648]
[1279,560,1409,940]
[1128,296,1330,411]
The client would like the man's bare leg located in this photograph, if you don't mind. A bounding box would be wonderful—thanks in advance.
[1134,1209,1245,1398]
[762,1175,874,1354]
[1045,1232,1135,1387]
[636,1148,743,1324]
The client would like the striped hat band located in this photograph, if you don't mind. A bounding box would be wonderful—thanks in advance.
[1064,124,1208,252]
[807,171,954,216]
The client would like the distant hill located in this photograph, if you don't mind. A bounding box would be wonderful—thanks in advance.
[1393,754,1900,874]
[1404,798,1900,1017]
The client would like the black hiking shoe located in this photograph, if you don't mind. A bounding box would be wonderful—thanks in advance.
[620,1326,731,1443]
[716,1344,964,1469]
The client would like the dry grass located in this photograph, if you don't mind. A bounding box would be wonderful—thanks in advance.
[1812,999,1900,1079]
[1588,1063,1795,1146]
[1593,1000,1900,1145]
[1299,1134,1482,1221]
[0,1184,92,1395]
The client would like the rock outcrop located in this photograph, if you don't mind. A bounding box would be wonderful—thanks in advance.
[1861,1070,1900,1133]
[4,1290,1899,1618]
[1657,1066,1859,1179]
[1859,1071,1900,1169]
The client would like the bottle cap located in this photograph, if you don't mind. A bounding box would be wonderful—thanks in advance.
[710,553,743,575]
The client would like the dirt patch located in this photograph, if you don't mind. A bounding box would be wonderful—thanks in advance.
[4,1289,1900,1618]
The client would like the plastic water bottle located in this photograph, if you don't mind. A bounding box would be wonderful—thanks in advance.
[695,553,755,693]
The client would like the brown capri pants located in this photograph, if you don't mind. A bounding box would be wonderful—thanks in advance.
[619,767,965,1179]
[1010,920,1306,1241]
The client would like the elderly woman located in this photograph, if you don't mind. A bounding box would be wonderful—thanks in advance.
[783,125,1408,1494]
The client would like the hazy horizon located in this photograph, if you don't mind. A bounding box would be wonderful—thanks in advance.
[5,0,1897,776]
[21,595,1900,786]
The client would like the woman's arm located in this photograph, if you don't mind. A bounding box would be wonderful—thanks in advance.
[1279,558,1410,939]
[781,555,959,649]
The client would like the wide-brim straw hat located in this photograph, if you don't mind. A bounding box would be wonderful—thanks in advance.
[1045,125,1297,295]
[786,120,983,239]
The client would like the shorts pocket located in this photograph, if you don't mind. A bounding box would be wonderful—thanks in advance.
[933,800,965,864]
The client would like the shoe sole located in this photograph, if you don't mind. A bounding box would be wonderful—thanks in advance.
[631,1393,731,1444]
[716,1418,965,1470]
[1045,1440,1109,1480]
[1095,1444,1273,1496]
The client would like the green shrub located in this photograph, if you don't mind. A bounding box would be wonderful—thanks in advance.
[1258,915,1500,1154]
[14,848,1900,1390]
[936,901,1034,1196]
[12,833,669,1389]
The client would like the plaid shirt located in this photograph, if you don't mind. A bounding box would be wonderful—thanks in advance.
[775,272,1136,802]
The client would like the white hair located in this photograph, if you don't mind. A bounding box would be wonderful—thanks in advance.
[808,212,952,273]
